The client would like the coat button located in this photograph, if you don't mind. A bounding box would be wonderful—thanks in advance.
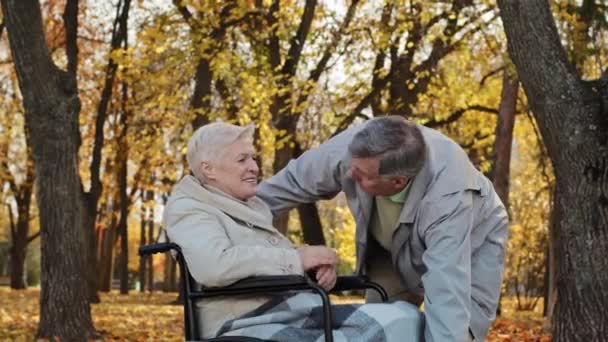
[268,236,279,245]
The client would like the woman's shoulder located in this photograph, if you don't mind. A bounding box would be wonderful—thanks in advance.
[163,183,227,224]
[245,195,272,214]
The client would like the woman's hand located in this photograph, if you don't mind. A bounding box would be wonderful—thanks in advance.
[315,264,337,291]
[297,245,338,271]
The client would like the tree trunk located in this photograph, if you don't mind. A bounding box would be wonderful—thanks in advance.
[190,58,212,130]
[8,153,34,289]
[164,253,178,292]
[146,202,155,291]
[9,202,31,289]
[491,69,518,211]
[1,0,96,339]
[544,187,560,318]
[297,203,326,245]
[82,0,131,302]
[499,1,608,340]
[271,145,296,234]
[138,205,147,292]
[9,232,28,288]
[117,85,130,294]
[98,199,118,292]
[9,241,27,289]
[98,225,115,292]
[490,67,518,317]
[81,202,100,301]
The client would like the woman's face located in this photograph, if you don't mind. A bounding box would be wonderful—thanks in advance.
[206,138,259,201]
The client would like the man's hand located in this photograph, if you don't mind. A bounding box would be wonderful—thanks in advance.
[297,245,338,271]
[315,264,337,291]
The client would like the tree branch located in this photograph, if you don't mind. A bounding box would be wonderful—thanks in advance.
[88,0,131,205]
[63,0,79,76]
[423,105,499,128]
[369,2,394,115]
[396,14,421,77]
[266,0,282,70]
[331,85,389,138]
[222,9,264,29]
[307,0,359,84]
[332,112,371,137]
[293,0,360,114]
[216,77,238,119]
[26,231,40,244]
[172,0,194,25]
[412,11,498,98]
[335,1,395,122]
[481,66,506,86]
[461,132,491,149]
[281,0,317,77]
[0,152,19,196]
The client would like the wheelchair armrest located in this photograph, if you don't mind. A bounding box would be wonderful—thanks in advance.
[193,275,322,299]
[138,242,181,256]
[227,275,309,289]
[332,275,371,291]
[331,275,388,302]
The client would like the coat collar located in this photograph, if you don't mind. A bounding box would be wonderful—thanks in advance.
[397,144,434,224]
[175,175,279,234]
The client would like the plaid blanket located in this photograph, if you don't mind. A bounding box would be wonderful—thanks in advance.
[216,292,424,342]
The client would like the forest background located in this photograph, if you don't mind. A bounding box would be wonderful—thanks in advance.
[0,0,607,341]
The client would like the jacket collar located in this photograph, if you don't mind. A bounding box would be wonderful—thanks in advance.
[175,175,279,233]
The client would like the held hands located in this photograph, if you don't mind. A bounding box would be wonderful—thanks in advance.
[315,264,337,291]
[296,245,339,291]
[297,245,338,271]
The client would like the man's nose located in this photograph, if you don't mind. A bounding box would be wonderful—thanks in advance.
[348,168,359,182]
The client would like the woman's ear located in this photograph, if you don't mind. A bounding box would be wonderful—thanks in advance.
[201,161,216,180]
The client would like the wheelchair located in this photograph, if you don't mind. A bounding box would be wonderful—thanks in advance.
[139,243,388,342]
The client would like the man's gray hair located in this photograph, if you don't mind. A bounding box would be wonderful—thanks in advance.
[187,122,255,182]
[348,116,426,178]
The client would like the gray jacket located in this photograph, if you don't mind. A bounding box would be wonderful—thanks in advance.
[257,123,508,342]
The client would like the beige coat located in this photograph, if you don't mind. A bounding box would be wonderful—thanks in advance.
[163,175,304,338]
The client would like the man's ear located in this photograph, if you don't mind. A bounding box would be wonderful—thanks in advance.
[391,176,408,188]
[201,161,216,180]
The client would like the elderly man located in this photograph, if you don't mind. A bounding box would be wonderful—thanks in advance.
[257,116,508,342]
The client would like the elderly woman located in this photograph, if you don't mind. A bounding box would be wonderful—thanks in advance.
[163,122,423,341]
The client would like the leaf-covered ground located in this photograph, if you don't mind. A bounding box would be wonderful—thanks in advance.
[0,287,550,341]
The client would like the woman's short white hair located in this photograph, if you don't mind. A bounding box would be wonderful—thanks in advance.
[187,122,255,182]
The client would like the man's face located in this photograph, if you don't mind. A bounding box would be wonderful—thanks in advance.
[349,156,407,196]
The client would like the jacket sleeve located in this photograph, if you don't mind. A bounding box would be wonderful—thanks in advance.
[256,127,358,216]
[469,191,508,340]
[419,191,474,342]
[165,205,304,287]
